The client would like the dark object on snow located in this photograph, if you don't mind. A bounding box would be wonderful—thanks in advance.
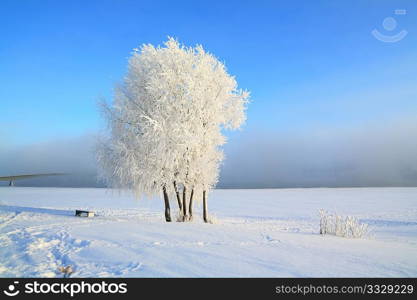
[75,210,94,217]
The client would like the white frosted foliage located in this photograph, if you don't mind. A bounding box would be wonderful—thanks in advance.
[319,210,369,238]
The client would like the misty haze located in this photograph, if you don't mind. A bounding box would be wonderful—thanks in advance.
[1,120,416,188]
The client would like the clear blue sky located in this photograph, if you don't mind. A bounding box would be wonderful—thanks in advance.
[1,0,416,146]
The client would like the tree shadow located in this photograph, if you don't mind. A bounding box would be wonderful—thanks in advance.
[0,205,74,217]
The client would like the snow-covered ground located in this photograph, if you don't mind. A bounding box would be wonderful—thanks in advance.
[0,187,416,277]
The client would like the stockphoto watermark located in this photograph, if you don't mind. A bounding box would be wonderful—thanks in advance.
[372,9,408,43]
[2,280,128,297]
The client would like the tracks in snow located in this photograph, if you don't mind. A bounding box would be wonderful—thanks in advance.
[0,209,149,277]
[0,209,315,277]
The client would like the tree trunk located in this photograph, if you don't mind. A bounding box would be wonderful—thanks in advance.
[203,190,208,223]
[182,186,188,221]
[173,181,182,211]
[188,189,194,220]
[162,186,171,222]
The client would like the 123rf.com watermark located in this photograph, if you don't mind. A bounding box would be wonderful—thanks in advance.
[2,280,127,297]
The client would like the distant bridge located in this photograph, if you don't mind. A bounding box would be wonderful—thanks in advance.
[0,173,67,186]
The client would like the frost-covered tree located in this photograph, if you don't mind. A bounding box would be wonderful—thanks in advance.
[97,38,249,222]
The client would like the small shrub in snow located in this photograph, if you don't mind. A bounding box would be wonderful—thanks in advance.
[319,209,369,238]
[175,211,217,224]
[175,211,192,222]
[206,214,218,224]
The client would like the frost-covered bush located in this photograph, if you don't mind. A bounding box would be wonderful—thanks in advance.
[319,209,369,238]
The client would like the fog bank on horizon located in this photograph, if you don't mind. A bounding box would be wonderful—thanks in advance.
[1,119,416,188]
